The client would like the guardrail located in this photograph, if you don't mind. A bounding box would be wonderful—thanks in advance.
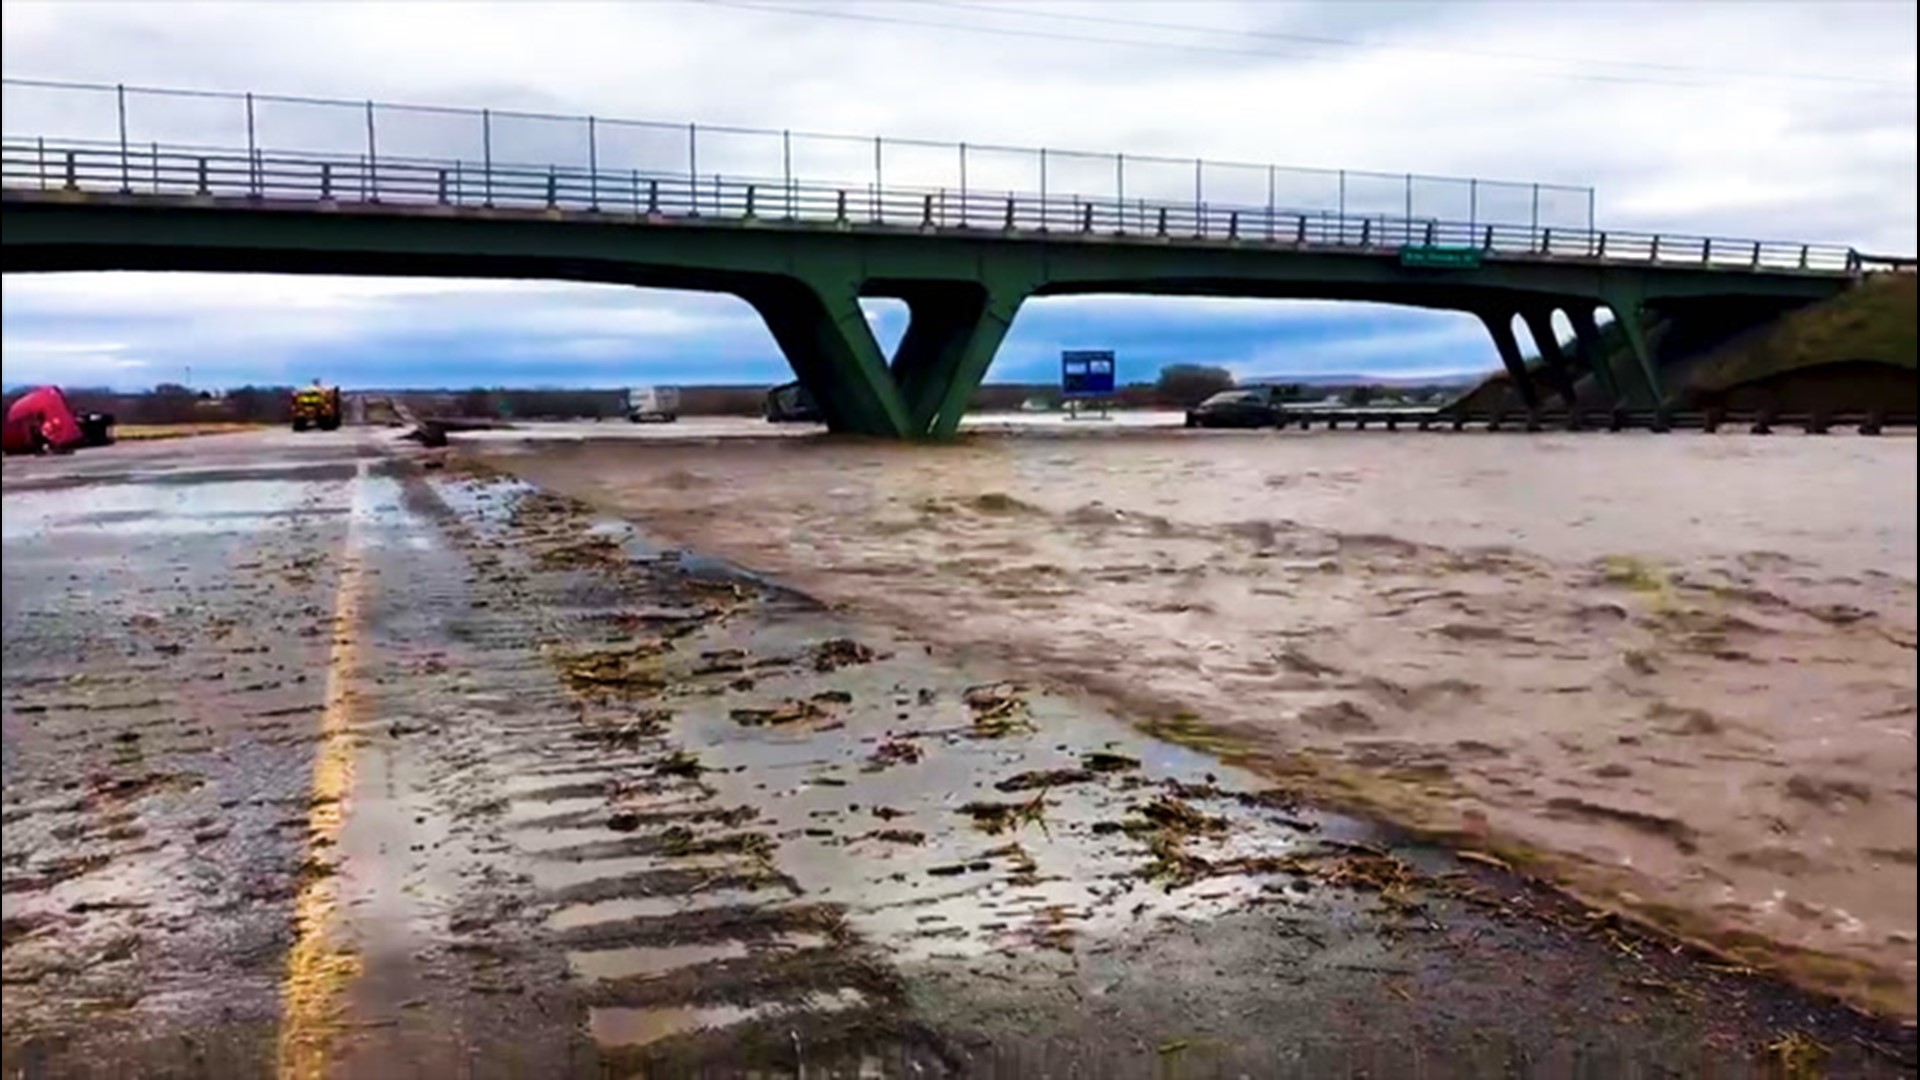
[1,136,1866,275]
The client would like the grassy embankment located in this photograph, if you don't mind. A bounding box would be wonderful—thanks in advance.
[1453,272,1917,414]
[111,422,272,442]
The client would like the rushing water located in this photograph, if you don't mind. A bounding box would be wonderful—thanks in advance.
[487,424,1919,1014]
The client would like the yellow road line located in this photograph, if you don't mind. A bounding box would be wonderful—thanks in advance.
[277,463,369,1080]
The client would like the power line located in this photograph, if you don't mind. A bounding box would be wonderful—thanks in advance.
[688,0,1904,91]
[686,0,1715,88]
[908,0,1909,89]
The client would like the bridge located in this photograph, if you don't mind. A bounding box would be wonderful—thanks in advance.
[0,78,1875,438]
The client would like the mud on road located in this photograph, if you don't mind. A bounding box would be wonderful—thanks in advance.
[3,430,1915,1077]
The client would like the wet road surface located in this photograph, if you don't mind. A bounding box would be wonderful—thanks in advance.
[3,429,1914,1077]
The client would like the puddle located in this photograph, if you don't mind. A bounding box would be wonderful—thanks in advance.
[587,988,868,1049]
[1,479,351,539]
[547,888,781,931]
[566,940,751,981]
[529,854,745,892]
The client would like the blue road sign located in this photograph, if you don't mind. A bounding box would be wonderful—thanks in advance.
[1062,350,1116,398]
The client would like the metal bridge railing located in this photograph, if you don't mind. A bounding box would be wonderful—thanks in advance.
[1,135,1863,275]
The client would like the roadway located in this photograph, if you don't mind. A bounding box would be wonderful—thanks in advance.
[3,428,1913,1077]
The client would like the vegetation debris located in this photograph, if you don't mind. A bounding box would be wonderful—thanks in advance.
[812,638,878,672]
[865,740,924,769]
[994,768,1095,792]
[730,699,829,726]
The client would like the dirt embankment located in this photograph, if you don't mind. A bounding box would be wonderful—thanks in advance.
[1455,271,1918,415]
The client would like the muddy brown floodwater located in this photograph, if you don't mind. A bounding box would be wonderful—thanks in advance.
[486,426,1919,1019]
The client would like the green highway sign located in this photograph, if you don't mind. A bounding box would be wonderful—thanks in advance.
[1400,246,1484,270]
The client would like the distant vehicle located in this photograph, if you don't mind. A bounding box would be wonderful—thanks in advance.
[291,384,343,432]
[3,386,113,454]
[764,381,824,424]
[627,386,681,423]
[1185,387,1280,429]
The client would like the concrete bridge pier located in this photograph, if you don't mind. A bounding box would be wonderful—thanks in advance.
[883,281,1027,439]
[1477,311,1542,411]
[741,276,1028,438]
[740,277,915,437]
[1519,307,1581,408]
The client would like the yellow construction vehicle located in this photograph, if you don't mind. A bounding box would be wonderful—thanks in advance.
[290,384,343,432]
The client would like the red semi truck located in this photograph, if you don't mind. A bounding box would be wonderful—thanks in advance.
[2,386,115,455]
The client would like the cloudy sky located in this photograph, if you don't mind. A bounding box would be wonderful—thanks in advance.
[3,0,1914,391]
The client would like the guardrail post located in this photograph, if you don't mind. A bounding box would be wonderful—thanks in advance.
[1266,164,1276,240]
[1423,221,1435,245]
[782,129,793,219]
[958,141,969,227]
[1403,173,1413,245]
[1192,158,1203,233]
[197,157,210,196]
[1038,147,1048,230]
[1294,215,1306,244]
[546,167,557,209]
[116,83,131,193]
[1004,197,1014,230]
[922,194,934,228]
[1750,241,1761,269]
[648,179,659,215]
[836,190,847,223]
[63,150,76,191]
[1228,211,1238,240]
[320,162,331,200]
[1650,235,1662,262]
[1360,219,1372,247]
[364,100,378,203]
[437,168,449,205]
[1702,238,1712,265]
[1082,202,1093,232]
[243,92,258,197]
[746,185,757,218]
[1798,245,1808,269]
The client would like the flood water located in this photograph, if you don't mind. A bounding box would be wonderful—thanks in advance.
[486,425,1919,1015]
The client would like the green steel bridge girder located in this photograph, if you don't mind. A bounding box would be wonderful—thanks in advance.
[0,193,1850,437]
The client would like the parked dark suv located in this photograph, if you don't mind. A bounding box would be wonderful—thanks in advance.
[764,381,825,424]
